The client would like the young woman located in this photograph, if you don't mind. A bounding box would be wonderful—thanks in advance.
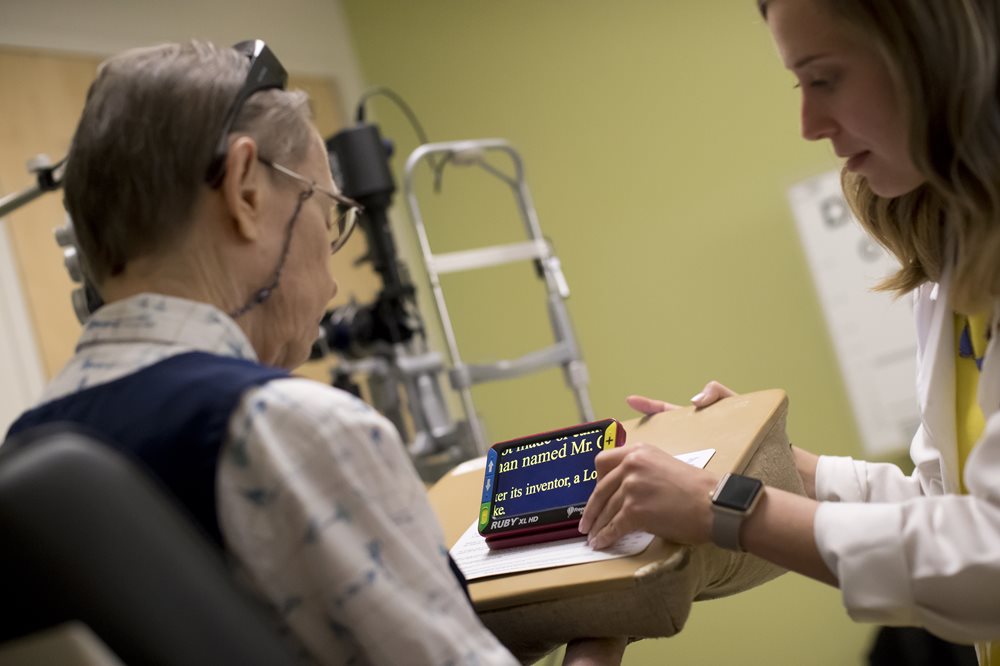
[580,1,1000,663]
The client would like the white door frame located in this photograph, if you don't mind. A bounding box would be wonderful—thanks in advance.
[0,217,46,437]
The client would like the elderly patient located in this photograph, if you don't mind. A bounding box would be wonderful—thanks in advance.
[6,39,520,665]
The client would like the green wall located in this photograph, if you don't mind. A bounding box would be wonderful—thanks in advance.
[341,1,875,663]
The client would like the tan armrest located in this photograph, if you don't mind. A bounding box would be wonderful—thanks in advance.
[429,389,804,663]
[0,623,124,666]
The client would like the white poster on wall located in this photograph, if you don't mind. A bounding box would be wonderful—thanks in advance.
[788,171,919,456]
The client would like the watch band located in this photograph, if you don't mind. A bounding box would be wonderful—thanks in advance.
[710,473,764,551]
[711,506,746,551]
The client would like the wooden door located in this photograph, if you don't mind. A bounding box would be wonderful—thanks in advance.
[0,45,378,392]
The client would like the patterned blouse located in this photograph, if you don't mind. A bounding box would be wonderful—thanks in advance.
[40,294,516,666]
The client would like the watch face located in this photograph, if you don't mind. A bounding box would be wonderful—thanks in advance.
[715,474,763,511]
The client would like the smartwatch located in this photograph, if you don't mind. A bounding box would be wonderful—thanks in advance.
[710,473,764,551]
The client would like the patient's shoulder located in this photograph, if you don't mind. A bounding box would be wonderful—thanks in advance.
[244,376,379,420]
[227,376,411,474]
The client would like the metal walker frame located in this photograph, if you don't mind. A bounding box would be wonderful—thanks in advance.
[403,139,594,454]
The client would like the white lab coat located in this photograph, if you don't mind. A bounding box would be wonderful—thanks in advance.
[813,272,1000,644]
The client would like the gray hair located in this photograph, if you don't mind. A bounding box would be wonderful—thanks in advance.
[63,40,313,284]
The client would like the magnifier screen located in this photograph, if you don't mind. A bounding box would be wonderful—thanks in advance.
[478,418,624,538]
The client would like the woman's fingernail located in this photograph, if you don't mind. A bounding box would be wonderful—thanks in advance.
[691,392,705,403]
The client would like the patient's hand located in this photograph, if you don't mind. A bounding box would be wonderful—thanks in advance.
[627,380,737,415]
[562,637,627,666]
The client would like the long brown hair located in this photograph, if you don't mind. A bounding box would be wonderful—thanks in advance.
[761,0,1000,313]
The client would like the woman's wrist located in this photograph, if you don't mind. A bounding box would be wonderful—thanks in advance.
[792,446,819,499]
[562,636,628,666]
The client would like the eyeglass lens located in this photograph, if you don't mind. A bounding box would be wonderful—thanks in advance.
[329,206,358,253]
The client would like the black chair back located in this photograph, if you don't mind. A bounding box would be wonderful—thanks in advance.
[0,426,300,666]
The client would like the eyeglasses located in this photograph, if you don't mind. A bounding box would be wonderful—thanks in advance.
[205,40,288,187]
[260,158,363,254]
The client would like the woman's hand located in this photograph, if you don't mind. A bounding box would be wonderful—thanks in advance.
[631,381,822,498]
[577,381,736,549]
[627,380,737,416]
[578,442,718,549]
[586,380,835,586]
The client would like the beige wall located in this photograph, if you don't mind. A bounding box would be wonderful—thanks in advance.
[0,0,364,83]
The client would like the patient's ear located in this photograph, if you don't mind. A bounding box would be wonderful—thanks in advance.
[220,137,263,242]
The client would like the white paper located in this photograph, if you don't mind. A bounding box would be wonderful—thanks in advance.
[450,456,487,476]
[673,447,715,469]
[451,448,716,580]
[452,523,655,581]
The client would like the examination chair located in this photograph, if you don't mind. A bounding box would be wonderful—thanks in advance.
[0,426,300,666]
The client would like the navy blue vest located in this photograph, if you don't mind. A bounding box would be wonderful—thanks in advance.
[7,352,288,546]
[7,350,471,597]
